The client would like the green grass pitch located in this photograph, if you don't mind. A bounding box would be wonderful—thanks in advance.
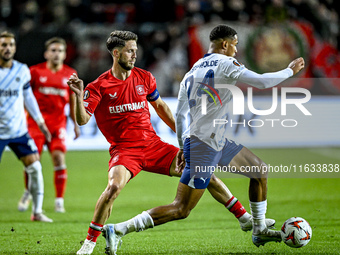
[1,148,339,254]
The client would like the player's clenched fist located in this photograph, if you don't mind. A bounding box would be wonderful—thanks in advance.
[288,57,305,75]
[67,73,84,96]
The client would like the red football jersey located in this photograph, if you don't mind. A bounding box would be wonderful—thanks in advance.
[84,67,160,149]
[28,62,76,128]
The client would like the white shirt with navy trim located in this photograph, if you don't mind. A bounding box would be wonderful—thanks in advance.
[0,60,31,139]
[176,53,293,151]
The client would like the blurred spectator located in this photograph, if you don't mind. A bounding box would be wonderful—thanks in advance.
[265,0,289,24]
[219,0,248,22]
[1,0,339,93]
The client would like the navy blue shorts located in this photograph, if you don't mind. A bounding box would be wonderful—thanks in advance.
[0,133,38,161]
[180,136,243,189]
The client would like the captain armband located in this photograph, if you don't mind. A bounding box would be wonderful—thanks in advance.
[146,88,160,102]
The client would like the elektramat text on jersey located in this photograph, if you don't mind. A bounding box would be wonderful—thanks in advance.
[109,101,145,114]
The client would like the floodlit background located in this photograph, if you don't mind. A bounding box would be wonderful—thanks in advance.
[1,0,339,150]
[1,1,340,254]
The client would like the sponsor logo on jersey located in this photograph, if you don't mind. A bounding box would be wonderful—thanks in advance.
[39,87,66,96]
[109,92,117,99]
[136,85,145,95]
[83,90,90,100]
[109,101,145,113]
[39,76,48,83]
[0,89,19,97]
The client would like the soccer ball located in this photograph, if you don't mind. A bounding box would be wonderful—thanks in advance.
[281,217,312,248]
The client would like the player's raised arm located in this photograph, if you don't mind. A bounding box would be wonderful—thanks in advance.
[69,93,81,139]
[67,73,91,126]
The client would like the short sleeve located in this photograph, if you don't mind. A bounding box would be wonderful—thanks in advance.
[22,64,31,86]
[83,83,102,116]
[146,72,160,101]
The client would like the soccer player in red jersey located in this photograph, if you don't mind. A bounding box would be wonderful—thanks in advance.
[18,37,80,213]
[68,31,274,255]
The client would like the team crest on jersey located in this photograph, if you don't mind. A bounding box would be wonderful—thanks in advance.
[136,85,145,95]
[39,76,47,83]
[83,90,90,100]
[112,155,119,163]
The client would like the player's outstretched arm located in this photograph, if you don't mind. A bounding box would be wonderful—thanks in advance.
[67,73,91,126]
[238,57,305,89]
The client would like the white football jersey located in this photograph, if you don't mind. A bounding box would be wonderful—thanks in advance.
[176,53,246,151]
[0,60,31,139]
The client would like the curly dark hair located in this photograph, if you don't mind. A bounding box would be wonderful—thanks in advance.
[209,25,237,41]
[106,30,138,53]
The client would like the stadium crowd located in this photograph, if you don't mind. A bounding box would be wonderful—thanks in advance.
[1,0,339,96]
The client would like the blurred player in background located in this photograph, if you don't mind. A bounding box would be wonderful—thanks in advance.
[0,31,52,222]
[18,37,80,213]
[68,30,274,255]
[102,25,305,254]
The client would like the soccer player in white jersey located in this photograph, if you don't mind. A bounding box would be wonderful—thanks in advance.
[0,31,53,222]
[102,25,305,254]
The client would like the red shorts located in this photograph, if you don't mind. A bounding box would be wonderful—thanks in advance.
[109,139,179,179]
[28,122,67,154]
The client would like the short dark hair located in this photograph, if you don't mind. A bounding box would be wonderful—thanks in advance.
[209,25,237,41]
[0,31,15,40]
[45,37,67,51]
[106,30,138,53]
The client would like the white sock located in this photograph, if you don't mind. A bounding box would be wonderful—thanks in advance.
[55,197,64,206]
[115,211,154,236]
[25,161,44,214]
[249,200,267,234]
[238,212,252,223]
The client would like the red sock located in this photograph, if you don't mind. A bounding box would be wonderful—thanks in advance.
[87,221,103,242]
[225,196,247,219]
[54,169,67,198]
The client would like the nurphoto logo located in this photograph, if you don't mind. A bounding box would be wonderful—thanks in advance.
[200,84,312,128]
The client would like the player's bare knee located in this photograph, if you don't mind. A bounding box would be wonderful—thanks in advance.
[173,203,191,220]
[21,153,39,167]
[250,176,267,189]
[209,174,218,184]
[51,151,65,166]
[177,207,191,220]
[105,182,122,201]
